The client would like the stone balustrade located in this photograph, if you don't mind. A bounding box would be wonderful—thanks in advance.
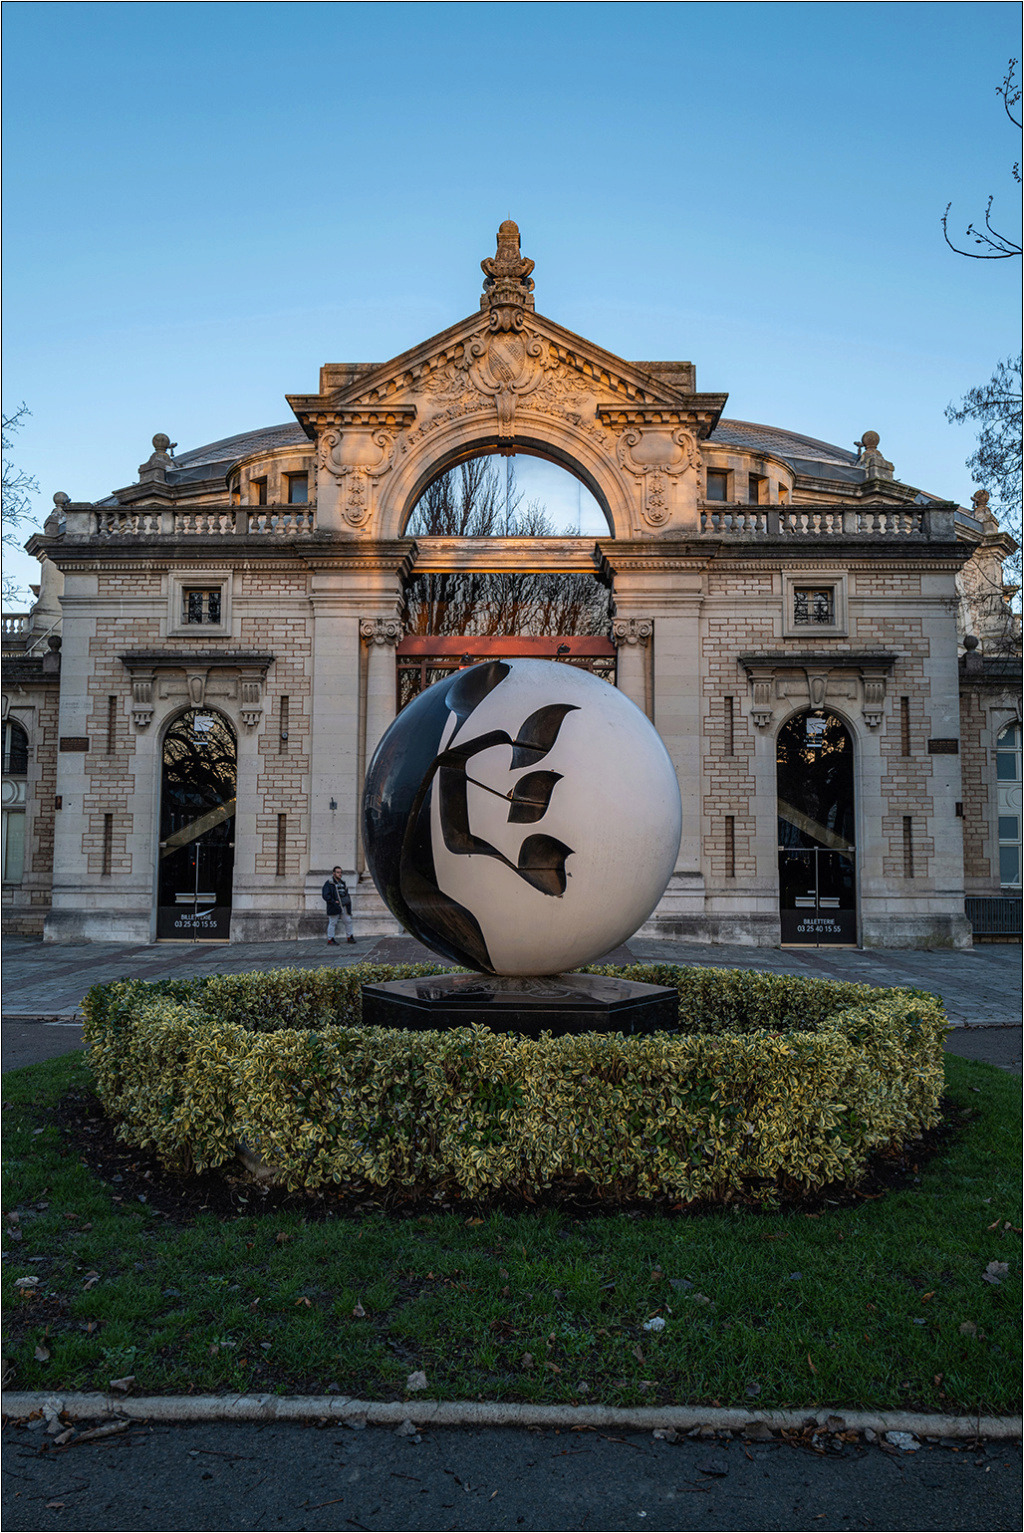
[700,506,934,537]
[2,613,31,638]
[62,501,952,541]
[89,505,317,538]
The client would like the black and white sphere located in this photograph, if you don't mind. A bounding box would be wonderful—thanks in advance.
[362,659,682,975]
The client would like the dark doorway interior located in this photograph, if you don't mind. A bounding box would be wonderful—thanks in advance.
[777,711,857,946]
[157,709,237,941]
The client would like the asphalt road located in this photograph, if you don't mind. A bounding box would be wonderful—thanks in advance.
[3,1419,1021,1533]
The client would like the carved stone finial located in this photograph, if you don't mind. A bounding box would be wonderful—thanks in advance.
[44,491,70,536]
[138,433,177,483]
[854,430,894,480]
[971,489,990,514]
[480,219,535,332]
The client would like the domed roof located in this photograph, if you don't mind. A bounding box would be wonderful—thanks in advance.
[160,416,866,488]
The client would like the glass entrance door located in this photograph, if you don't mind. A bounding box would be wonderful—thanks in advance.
[777,712,857,946]
[156,710,236,941]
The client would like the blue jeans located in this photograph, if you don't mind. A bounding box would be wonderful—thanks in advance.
[327,908,353,940]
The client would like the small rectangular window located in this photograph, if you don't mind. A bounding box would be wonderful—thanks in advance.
[725,816,735,878]
[181,587,222,625]
[793,586,835,625]
[3,811,25,882]
[998,815,1019,841]
[997,751,1018,781]
[106,696,117,756]
[251,477,268,506]
[900,697,911,757]
[748,474,766,505]
[279,695,290,754]
[276,813,287,877]
[102,813,113,877]
[725,696,735,757]
[778,484,789,505]
[706,469,729,502]
[286,473,308,504]
[903,816,914,879]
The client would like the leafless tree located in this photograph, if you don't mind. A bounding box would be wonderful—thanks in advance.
[2,404,40,605]
[942,59,1021,259]
[404,459,611,638]
[947,352,1023,621]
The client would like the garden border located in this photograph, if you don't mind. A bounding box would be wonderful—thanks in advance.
[2,1391,1021,1440]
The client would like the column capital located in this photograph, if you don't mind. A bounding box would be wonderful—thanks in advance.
[359,616,402,648]
[611,617,653,648]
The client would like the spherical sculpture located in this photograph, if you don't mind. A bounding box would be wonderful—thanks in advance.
[362,659,682,975]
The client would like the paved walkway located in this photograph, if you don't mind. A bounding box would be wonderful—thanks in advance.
[2,933,1020,1073]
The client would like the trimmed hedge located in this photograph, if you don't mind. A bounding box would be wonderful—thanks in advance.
[81,962,948,1204]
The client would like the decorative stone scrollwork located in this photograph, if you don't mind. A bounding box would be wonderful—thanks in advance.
[130,671,155,730]
[616,427,700,528]
[360,617,402,648]
[747,668,775,731]
[460,329,547,443]
[238,670,265,730]
[320,427,398,528]
[611,618,653,648]
[860,668,889,730]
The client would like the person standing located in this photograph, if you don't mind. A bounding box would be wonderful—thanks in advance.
[322,866,355,945]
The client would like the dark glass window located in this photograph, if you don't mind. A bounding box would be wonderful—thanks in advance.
[793,586,835,625]
[748,474,765,504]
[286,473,308,504]
[182,588,222,625]
[706,469,729,502]
[3,721,28,775]
[251,478,268,505]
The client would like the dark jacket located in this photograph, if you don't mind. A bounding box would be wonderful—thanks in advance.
[322,877,351,913]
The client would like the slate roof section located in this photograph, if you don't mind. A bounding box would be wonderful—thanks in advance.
[170,423,308,472]
[711,418,860,468]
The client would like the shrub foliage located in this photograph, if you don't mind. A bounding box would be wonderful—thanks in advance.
[81,963,948,1203]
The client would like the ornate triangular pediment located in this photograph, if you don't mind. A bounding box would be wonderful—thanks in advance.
[288,310,724,426]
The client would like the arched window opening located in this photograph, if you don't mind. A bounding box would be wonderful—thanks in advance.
[157,709,236,940]
[777,711,857,946]
[996,721,1022,890]
[1,719,29,884]
[399,457,614,710]
[405,455,606,539]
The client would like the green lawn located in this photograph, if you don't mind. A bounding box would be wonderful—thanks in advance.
[2,1049,1020,1414]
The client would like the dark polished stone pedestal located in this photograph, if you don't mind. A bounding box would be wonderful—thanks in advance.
[360,972,678,1038]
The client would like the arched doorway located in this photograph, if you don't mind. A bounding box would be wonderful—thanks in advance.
[156,709,237,940]
[777,711,857,946]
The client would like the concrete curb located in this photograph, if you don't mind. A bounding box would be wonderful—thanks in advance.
[3,1392,1020,1440]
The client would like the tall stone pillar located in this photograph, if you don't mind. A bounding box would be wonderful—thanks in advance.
[360,616,401,765]
[611,618,653,718]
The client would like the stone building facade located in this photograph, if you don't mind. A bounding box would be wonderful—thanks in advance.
[3,222,1021,947]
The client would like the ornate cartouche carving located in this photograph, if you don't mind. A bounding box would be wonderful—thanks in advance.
[616,427,700,528]
[480,219,536,333]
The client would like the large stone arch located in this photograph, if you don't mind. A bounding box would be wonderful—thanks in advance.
[288,225,726,547]
[378,413,626,540]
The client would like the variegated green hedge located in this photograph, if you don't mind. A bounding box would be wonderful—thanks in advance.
[80,962,948,1204]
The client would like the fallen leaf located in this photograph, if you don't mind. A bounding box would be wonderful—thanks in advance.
[295,1296,312,1308]
[521,1352,535,1369]
[45,1502,65,1511]
[959,1320,977,1335]
[632,1344,645,1363]
[275,1231,291,1245]
[465,1217,484,1227]
[108,1375,135,1392]
[34,1344,50,1362]
[406,1370,428,1392]
[14,1277,39,1289]
[394,1419,418,1437]
[352,1302,366,1318]
[544,1361,562,1374]
[982,1261,1009,1285]
[807,1354,818,1375]
[642,1316,666,1332]
[921,1292,935,1303]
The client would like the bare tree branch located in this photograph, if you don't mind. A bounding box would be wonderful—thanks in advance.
[2,403,40,605]
[942,59,1022,258]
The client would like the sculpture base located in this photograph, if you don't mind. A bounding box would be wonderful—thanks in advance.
[360,972,678,1038]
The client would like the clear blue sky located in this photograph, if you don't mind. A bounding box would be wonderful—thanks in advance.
[2,2,1020,590]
